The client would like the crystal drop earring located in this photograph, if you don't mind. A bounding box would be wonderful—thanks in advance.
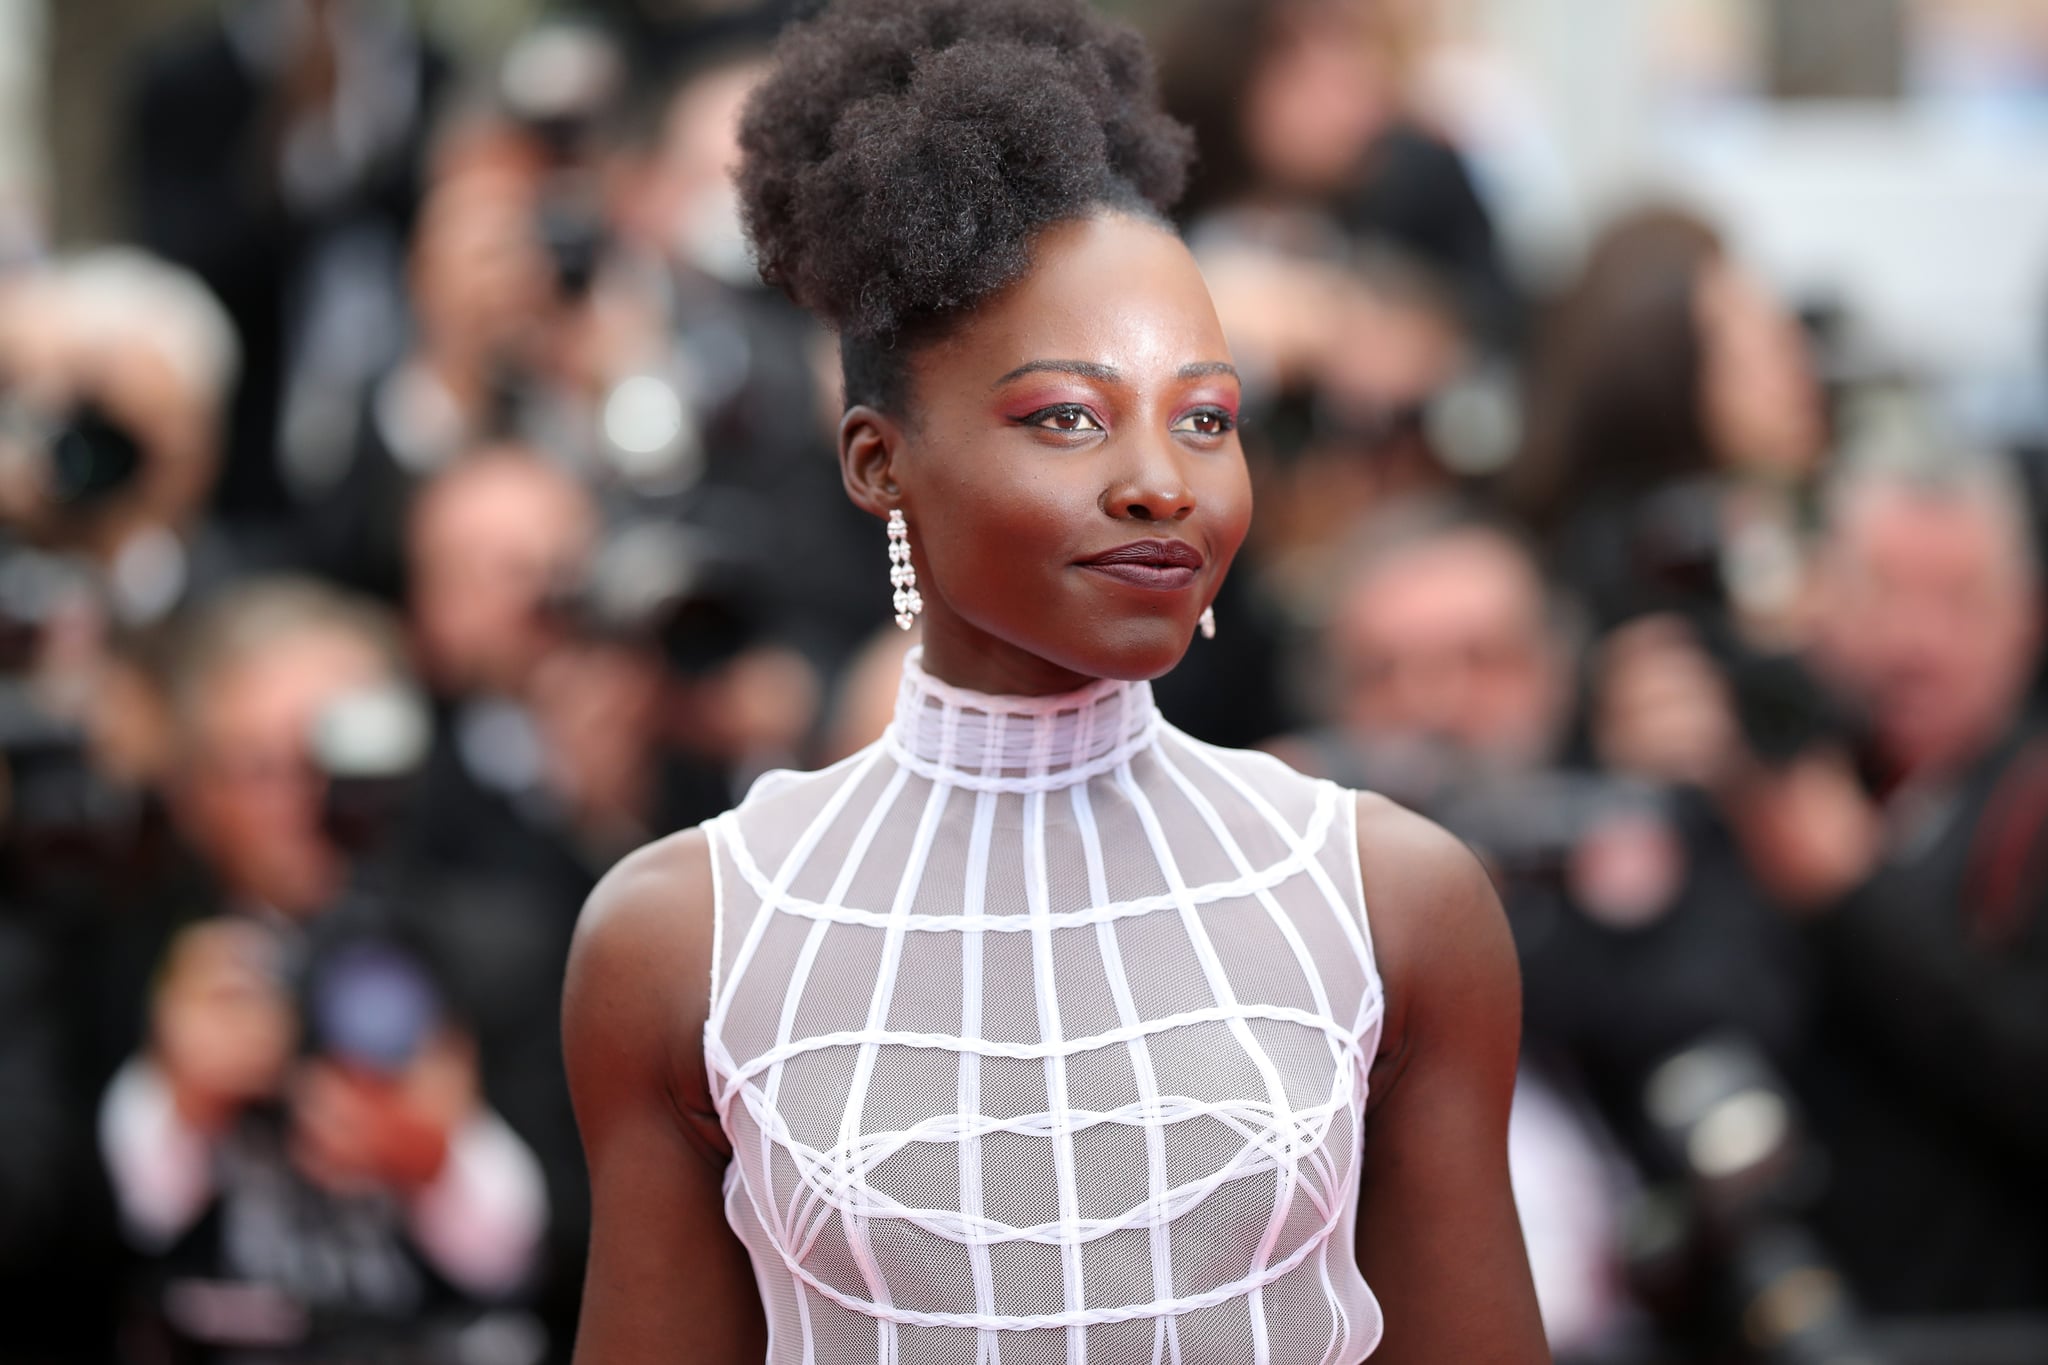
[887,508,923,630]
[1199,606,1217,640]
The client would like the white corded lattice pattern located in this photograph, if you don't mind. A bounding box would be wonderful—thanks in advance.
[704,649,1386,1363]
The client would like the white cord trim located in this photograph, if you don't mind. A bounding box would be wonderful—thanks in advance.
[718,780,1344,933]
[1073,778,1181,1363]
[739,1082,1358,1247]
[710,999,1375,1099]
[762,1203,1350,1333]
[880,714,1163,793]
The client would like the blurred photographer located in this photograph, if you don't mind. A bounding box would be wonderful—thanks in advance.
[606,41,885,674]
[1158,0,1521,349]
[0,252,241,926]
[1204,239,1492,576]
[1277,501,1813,1355]
[96,579,546,1360]
[1726,427,2048,1315]
[1509,207,1826,651]
[0,249,241,623]
[1156,235,1495,746]
[294,105,613,600]
[1286,502,1809,1128]
[396,444,814,1333]
[0,249,240,896]
[0,249,251,1355]
[402,443,810,879]
[127,0,450,530]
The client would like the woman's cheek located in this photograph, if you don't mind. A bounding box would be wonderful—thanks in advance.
[928,475,1083,616]
[1204,455,1256,562]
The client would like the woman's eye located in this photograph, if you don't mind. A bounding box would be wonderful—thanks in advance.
[1174,408,1237,437]
[1028,404,1102,432]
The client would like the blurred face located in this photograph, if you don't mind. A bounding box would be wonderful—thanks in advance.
[1329,530,1565,766]
[409,135,554,375]
[408,453,594,697]
[1696,262,1825,478]
[634,59,766,275]
[1814,485,2041,779]
[876,212,1251,693]
[1241,0,1400,196]
[1316,281,1465,421]
[177,629,391,917]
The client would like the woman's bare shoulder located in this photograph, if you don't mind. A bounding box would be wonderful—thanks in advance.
[1351,792,1502,943]
[563,828,722,1133]
[570,830,717,999]
[1350,792,1520,1105]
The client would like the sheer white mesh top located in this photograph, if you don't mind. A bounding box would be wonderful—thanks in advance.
[703,649,1386,1364]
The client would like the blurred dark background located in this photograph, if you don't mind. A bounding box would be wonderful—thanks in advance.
[0,1,2045,1362]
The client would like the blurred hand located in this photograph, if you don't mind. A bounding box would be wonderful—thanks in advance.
[150,919,298,1134]
[1593,614,1742,791]
[290,1030,480,1196]
[1727,749,1882,913]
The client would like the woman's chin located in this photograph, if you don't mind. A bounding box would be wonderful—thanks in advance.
[1042,619,1200,684]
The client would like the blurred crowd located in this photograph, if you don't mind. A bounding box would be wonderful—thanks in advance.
[0,2,2044,1363]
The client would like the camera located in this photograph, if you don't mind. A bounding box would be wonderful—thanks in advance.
[499,21,622,302]
[0,540,147,895]
[293,681,447,1076]
[551,518,764,678]
[0,392,147,525]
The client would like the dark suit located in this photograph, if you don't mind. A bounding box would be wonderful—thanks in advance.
[126,6,447,526]
[1805,720,2048,1312]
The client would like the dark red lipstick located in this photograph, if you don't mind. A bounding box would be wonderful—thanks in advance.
[1076,539,1205,590]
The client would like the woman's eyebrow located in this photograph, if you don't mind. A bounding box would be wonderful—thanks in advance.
[990,359,1239,388]
[990,359,1120,388]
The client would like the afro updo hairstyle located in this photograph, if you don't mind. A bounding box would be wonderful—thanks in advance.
[735,0,1196,415]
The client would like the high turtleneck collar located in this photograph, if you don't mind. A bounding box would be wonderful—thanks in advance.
[884,647,1159,790]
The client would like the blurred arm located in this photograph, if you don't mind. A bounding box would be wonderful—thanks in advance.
[564,829,766,1363]
[1352,795,1551,1364]
[97,1057,216,1251]
[1732,748,2048,1157]
[407,1106,550,1298]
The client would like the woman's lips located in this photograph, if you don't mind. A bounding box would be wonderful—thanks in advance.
[1080,561,1200,590]
[1076,539,1204,591]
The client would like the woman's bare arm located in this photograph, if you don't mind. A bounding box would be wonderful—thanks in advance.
[563,830,767,1362]
[1353,795,1549,1364]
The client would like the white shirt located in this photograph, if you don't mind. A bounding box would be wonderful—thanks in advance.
[99,1056,547,1298]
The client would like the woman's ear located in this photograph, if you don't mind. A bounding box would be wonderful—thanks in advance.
[839,405,902,518]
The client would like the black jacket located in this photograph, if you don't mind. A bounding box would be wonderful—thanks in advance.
[1804,720,2048,1312]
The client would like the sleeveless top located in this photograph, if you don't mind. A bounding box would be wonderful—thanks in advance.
[703,650,1386,1364]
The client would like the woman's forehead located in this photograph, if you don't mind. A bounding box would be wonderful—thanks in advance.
[939,213,1232,384]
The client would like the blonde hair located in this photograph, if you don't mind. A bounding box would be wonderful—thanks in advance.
[57,247,241,409]
[166,578,410,743]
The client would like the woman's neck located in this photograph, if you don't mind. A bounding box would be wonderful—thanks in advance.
[915,621,1104,699]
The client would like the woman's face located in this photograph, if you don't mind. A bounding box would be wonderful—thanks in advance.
[853,212,1251,695]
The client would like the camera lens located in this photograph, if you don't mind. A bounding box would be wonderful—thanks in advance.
[47,401,143,508]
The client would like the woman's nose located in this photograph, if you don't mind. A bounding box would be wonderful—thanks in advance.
[1104,443,1195,522]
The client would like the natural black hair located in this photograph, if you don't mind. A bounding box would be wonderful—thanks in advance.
[734,0,1195,413]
